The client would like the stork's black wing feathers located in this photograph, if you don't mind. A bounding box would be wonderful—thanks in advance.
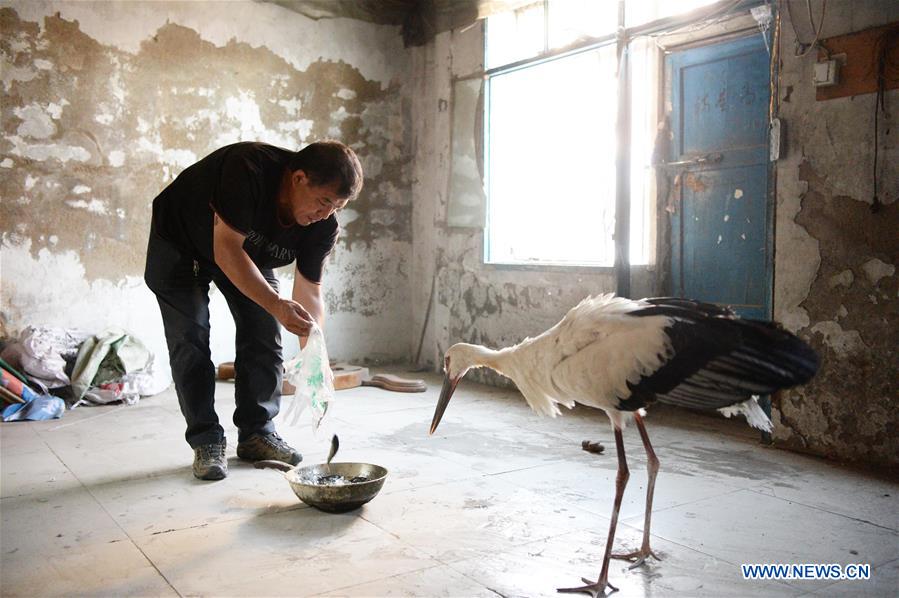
[639,296,738,319]
[618,297,819,412]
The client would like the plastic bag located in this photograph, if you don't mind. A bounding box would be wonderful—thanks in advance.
[0,326,89,388]
[2,395,65,421]
[282,323,335,429]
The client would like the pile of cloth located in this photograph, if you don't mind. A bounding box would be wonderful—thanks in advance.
[0,326,168,421]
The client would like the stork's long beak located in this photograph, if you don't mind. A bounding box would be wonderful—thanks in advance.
[429,374,459,435]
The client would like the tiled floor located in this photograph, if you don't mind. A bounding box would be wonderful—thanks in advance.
[2,369,897,597]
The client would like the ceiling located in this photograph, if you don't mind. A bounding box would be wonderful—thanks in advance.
[264,0,533,46]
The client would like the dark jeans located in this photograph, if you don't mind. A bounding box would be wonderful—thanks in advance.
[144,231,282,448]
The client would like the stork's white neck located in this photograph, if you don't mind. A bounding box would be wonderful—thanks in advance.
[465,344,515,375]
[447,334,565,416]
[486,334,571,417]
[471,337,543,384]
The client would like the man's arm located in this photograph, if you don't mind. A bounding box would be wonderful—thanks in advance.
[212,214,313,336]
[292,269,325,333]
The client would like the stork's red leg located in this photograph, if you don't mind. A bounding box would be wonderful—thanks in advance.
[557,426,628,597]
[612,412,661,568]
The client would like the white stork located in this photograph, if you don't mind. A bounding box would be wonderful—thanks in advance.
[428,294,819,596]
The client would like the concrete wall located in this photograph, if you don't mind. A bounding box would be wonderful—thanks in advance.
[773,1,899,468]
[0,0,413,383]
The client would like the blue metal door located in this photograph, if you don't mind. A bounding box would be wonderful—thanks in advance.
[666,35,772,320]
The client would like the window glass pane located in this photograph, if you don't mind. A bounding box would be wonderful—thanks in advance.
[487,46,618,266]
[485,1,545,69]
[626,0,720,28]
[548,0,618,50]
[629,37,658,265]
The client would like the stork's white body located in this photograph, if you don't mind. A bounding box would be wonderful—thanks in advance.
[457,293,771,431]
[494,295,670,427]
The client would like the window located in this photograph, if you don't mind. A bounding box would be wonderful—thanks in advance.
[483,0,719,267]
[486,46,618,266]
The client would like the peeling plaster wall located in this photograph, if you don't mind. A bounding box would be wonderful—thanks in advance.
[408,25,656,386]
[0,1,412,382]
[774,1,899,468]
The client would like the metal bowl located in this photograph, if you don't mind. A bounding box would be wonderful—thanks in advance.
[257,461,388,513]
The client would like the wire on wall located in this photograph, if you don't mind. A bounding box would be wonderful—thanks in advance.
[871,27,899,214]
[785,0,827,57]
[769,8,780,121]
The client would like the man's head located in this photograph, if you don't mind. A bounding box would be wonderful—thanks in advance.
[282,140,364,226]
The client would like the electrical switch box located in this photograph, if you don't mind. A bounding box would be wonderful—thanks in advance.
[813,60,840,87]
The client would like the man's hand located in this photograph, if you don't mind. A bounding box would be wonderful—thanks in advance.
[271,298,315,337]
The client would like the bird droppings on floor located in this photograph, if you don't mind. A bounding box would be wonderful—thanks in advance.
[582,440,605,455]
[2,370,898,597]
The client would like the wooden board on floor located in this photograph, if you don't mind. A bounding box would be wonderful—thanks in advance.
[217,361,426,394]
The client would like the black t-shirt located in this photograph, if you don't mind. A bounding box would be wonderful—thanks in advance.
[150,142,338,282]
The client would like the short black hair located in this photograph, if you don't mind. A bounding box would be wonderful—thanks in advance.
[288,140,364,200]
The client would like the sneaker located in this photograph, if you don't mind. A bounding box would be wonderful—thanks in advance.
[193,440,227,480]
[237,432,302,465]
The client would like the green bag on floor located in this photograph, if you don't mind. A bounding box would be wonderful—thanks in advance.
[70,329,151,401]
